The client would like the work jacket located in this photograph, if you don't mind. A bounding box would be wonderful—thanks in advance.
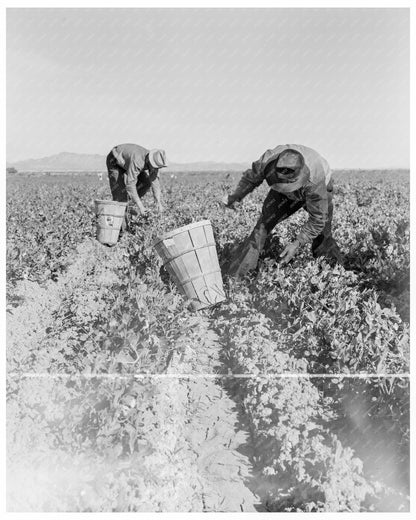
[111,143,156,195]
[232,144,333,244]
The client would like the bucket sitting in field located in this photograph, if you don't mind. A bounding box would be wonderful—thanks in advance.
[154,220,226,311]
[94,200,127,246]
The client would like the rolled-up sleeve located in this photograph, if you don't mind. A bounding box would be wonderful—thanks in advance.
[232,168,262,201]
[125,158,142,194]
[231,147,290,202]
[296,181,328,244]
[151,175,161,199]
[232,152,272,201]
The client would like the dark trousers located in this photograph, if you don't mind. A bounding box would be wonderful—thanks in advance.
[107,152,127,202]
[228,188,342,276]
[260,189,337,256]
[106,152,153,231]
[106,152,153,202]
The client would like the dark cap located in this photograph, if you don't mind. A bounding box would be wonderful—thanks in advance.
[275,149,304,171]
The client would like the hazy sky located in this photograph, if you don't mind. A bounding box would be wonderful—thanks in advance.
[7,8,409,167]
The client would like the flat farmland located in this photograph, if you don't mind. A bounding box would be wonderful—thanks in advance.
[6,169,410,512]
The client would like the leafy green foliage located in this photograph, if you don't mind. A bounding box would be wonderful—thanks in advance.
[7,176,102,286]
[7,170,409,511]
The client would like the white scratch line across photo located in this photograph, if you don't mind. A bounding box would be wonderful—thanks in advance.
[7,372,411,379]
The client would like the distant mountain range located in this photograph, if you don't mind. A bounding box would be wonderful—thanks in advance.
[7,152,249,173]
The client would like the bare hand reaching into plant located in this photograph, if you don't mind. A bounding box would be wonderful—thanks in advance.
[280,240,300,265]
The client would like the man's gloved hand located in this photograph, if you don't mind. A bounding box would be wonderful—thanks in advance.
[280,240,300,265]
[221,194,237,209]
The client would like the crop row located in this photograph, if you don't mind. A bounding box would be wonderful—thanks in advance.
[213,283,409,511]
[7,170,410,511]
[7,227,228,510]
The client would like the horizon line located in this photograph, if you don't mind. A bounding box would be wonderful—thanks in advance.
[6,152,410,172]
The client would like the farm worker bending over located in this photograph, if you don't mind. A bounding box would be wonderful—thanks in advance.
[106,143,167,217]
[223,144,343,276]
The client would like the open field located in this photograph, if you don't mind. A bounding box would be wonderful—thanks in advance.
[6,169,410,512]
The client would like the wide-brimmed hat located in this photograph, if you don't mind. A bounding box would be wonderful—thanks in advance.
[148,149,168,169]
[270,149,309,193]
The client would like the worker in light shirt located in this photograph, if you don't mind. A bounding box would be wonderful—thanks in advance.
[223,144,343,276]
[106,143,167,225]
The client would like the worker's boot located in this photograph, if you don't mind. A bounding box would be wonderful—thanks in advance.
[228,223,268,277]
[311,211,344,266]
[311,190,344,265]
[312,235,344,265]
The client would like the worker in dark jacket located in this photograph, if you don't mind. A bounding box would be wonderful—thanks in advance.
[223,144,343,276]
[106,143,167,218]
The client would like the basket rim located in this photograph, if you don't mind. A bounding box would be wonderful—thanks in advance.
[154,219,212,245]
[94,199,128,206]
